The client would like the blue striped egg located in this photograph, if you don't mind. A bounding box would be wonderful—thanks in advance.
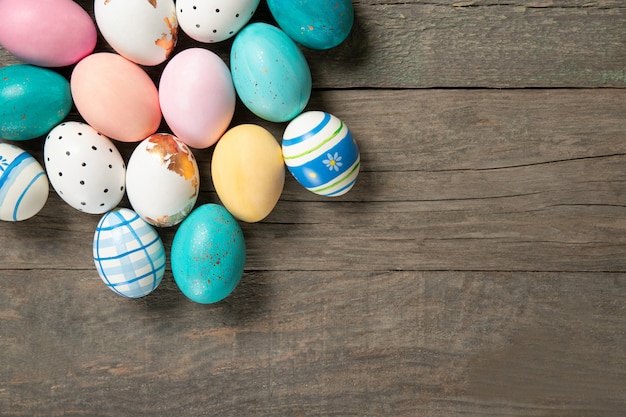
[93,208,166,298]
[282,111,360,196]
[0,142,48,221]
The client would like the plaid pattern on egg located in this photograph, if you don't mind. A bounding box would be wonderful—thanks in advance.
[93,208,166,298]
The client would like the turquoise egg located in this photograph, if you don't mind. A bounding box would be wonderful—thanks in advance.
[230,22,312,123]
[267,0,354,50]
[171,203,246,304]
[282,111,360,196]
[0,65,72,141]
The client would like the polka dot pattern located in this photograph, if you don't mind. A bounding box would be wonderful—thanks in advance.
[44,121,126,214]
[177,0,260,43]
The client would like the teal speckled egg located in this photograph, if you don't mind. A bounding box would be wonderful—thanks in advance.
[0,65,72,141]
[267,0,354,50]
[230,23,312,123]
[171,203,246,304]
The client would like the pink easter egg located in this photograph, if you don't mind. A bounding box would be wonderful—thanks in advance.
[0,0,96,67]
[159,48,236,149]
[70,53,162,143]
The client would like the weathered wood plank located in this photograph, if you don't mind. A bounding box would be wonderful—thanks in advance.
[306,1,626,88]
[1,1,624,88]
[2,90,625,273]
[1,270,624,416]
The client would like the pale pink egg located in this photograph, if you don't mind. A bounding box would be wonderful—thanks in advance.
[0,0,96,67]
[159,48,236,149]
[70,53,161,143]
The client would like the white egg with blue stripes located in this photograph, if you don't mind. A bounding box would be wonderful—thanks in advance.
[93,208,166,298]
[282,111,360,197]
[0,142,48,221]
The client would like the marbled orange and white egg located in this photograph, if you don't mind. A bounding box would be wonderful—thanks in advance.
[126,133,199,227]
[95,0,178,66]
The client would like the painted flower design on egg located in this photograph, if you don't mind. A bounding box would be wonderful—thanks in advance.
[0,155,8,172]
[323,152,343,172]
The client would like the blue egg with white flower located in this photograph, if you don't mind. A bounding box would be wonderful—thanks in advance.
[282,111,360,196]
[93,208,166,298]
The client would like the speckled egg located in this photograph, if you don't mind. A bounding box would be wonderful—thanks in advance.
[94,208,166,298]
[44,122,126,214]
[0,142,48,221]
[177,0,259,43]
[230,23,312,123]
[171,203,246,304]
[95,0,178,66]
[126,133,199,227]
[282,111,360,196]
[70,52,161,142]
[0,0,97,67]
[211,124,285,223]
[159,48,235,149]
[0,65,72,141]
[267,0,354,50]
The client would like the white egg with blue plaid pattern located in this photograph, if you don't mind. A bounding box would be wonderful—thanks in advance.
[93,208,166,298]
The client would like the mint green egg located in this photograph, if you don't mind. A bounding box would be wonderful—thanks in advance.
[0,64,72,141]
[171,203,246,304]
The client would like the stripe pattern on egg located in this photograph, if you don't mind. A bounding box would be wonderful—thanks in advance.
[282,111,360,196]
[93,208,166,298]
[0,142,49,221]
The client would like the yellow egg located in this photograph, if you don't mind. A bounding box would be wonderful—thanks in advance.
[211,124,284,223]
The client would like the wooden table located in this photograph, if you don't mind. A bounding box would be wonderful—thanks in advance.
[2,1,625,415]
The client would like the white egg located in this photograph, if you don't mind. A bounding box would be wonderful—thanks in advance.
[44,121,126,214]
[0,142,48,221]
[94,0,178,66]
[177,0,260,43]
[126,133,199,228]
[94,208,166,298]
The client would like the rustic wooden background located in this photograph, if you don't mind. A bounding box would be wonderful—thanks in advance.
[1,1,625,416]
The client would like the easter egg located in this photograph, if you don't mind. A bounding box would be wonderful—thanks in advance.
[126,133,199,227]
[44,122,126,214]
[94,208,166,298]
[0,142,48,221]
[0,65,72,141]
[177,0,259,43]
[0,0,96,67]
[267,0,354,50]
[95,0,178,66]
[159,48,236,149]
[70,52,161,143]
[171,203,246,304]
[282,111,360,196]
[211,124,284,223]
[230,23,312,123]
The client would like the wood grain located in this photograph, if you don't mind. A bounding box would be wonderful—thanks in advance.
[1,1,625,416]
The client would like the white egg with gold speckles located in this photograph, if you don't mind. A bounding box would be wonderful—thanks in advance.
[95,0,178,66]
[126,133,200,227]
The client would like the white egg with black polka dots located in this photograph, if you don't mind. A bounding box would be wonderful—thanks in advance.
[177,0,260,43]
[44,121,126,214]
